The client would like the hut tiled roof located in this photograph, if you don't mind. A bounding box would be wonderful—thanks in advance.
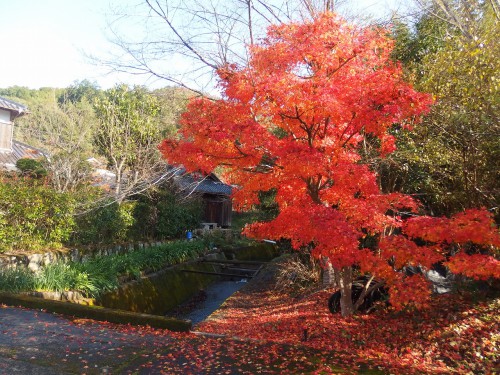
[176,172,232,196]
[0,140,47,170]
[193,177,232,195]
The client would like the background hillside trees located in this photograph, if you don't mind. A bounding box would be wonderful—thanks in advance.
[0,82,192,201]
[386,0,499,217]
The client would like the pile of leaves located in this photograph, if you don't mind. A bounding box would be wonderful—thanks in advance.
[196,269,499,374]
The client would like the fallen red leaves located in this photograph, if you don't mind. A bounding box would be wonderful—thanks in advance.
[4,286,497,374]
[196,286,499,374]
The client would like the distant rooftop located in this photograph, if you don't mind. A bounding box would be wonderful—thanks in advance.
[0,97,28,117]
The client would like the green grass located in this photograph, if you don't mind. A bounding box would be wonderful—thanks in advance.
[0,268,34,292]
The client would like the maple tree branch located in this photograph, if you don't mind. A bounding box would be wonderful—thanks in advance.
[293,106,316,146]
[320,116,330,139]
[304,176,323,204]
[340,113,359,148]
[326,54,357,77]
[353,276,385,311]
[204,152,247,161]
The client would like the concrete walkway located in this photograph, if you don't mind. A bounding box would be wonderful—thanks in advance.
[0,306,160,374]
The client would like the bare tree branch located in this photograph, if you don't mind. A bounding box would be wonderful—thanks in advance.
[96,0,335,95]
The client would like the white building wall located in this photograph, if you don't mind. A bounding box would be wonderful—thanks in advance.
[0,108,13,151]
[0,108,11,123]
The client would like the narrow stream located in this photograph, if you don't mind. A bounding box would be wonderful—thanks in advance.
[177,279,248,324]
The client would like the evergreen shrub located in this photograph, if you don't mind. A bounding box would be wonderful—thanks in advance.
[0,178,75,252]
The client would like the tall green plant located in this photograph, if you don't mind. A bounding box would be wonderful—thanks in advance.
[0,240,207,297]
[0,268,34,292]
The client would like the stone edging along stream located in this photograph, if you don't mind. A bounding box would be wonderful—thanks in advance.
[0,241,171,272]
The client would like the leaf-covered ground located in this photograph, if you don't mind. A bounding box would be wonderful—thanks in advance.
[0,264,498,374]
[196,269,499,374]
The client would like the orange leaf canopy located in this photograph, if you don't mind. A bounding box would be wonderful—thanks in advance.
[161,13,499,308]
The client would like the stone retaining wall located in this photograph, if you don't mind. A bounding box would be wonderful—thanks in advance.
[0,241,170,273]
[23,290,94,305]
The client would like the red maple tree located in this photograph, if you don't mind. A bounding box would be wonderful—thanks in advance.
[161,13,500,316]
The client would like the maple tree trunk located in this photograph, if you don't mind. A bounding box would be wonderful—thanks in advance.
[335,266,354,317]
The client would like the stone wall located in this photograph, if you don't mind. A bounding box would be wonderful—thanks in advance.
[0,241,170,273]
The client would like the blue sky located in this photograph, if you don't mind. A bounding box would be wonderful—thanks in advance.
[0,0,408,90]
[0,0,140,89]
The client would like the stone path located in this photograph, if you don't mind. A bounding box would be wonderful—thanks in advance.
[0,306,157,374]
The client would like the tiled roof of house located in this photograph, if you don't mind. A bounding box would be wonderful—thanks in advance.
[0,97,28,116]
[177,172,232,196]
[0,140,47,171]
[193,177,233,195]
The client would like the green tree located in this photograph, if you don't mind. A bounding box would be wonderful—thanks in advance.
[58,79,101,105]
[385,0,499,217]
[153,87,194,136]
[0,86,64,106]
[14,99,97,193]
[93,85,169,202]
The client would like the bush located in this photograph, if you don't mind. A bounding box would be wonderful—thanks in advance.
[0,174,203,251]
[0,178,75,252]
[72,199,137,245]
[15,158,47,178]
[274,253,321,296]
[132,186,203,240]
[156,195,202,238]
[72,185,203,245]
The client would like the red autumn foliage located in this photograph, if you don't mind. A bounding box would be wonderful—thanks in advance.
[161,13,500,315]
